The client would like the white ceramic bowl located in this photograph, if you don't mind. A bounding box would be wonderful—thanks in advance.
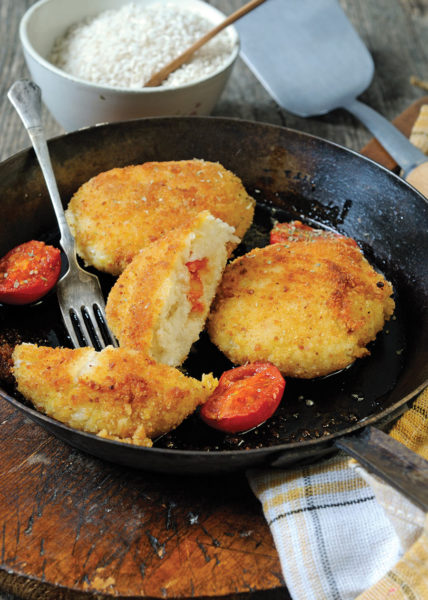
[20,0,239,131]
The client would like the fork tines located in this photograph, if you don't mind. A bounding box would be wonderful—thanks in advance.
[56,270,118,351]
[64,303,117,351]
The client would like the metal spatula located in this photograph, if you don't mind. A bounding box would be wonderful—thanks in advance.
[236,0,428,195]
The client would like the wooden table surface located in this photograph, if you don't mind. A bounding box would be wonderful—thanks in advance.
[0,1,427,599]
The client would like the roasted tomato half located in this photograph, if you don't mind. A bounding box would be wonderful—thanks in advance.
[0,240,61,305]
[200,362,285,433]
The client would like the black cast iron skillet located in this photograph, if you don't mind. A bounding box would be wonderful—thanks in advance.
[0,117,427,509]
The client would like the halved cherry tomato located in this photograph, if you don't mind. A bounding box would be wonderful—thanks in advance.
[200,362,285,433]
[0,240,61,305]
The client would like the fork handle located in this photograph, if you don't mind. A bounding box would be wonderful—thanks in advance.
[8,80,75,255]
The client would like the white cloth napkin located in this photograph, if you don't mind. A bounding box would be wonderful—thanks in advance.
[248,456,401,599]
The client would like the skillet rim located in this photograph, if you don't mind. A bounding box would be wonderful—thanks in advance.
[0,380,426,459]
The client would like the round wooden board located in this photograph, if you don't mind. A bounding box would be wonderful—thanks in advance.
[0,400,285,599]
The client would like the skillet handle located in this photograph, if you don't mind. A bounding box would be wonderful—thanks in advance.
[335,426,428,512]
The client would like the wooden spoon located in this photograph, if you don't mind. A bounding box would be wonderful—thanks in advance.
[144,0,266,87]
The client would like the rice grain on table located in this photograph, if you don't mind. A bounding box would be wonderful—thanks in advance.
[49,2,236,88]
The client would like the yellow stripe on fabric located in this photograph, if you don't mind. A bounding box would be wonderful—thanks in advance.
[281,512,312,582]
[294,513,331,597]
[252,456,358,497]
[274,503,331,599]
[390,388,428,460]
[262,477,370,513]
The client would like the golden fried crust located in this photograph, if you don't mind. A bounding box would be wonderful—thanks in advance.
[66,160,255,275]
[12,345,217,447]
[207,230,395,378]
[106,223,189,356]
[105,210,238,366]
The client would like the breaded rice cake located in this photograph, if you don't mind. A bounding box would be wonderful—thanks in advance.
[66,159,255,275]
[208,222,395,379]
[106,210,239,367]
[12,344,217,447]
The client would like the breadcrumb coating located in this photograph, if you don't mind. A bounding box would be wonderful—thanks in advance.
[12,344,217,447]
[106,210,238,366]
[66,159,255,275]
[208,223,395,378]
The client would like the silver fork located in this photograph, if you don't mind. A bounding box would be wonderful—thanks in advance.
[8,80,117,350]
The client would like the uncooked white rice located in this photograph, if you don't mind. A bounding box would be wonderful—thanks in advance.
[49,2,237,89]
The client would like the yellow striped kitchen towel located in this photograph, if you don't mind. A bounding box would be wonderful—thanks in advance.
[247,389,428,600]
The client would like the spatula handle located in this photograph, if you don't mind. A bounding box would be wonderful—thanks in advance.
[343,99,428,197]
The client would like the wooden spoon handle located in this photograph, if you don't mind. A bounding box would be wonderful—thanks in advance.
[145,0,266,87]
